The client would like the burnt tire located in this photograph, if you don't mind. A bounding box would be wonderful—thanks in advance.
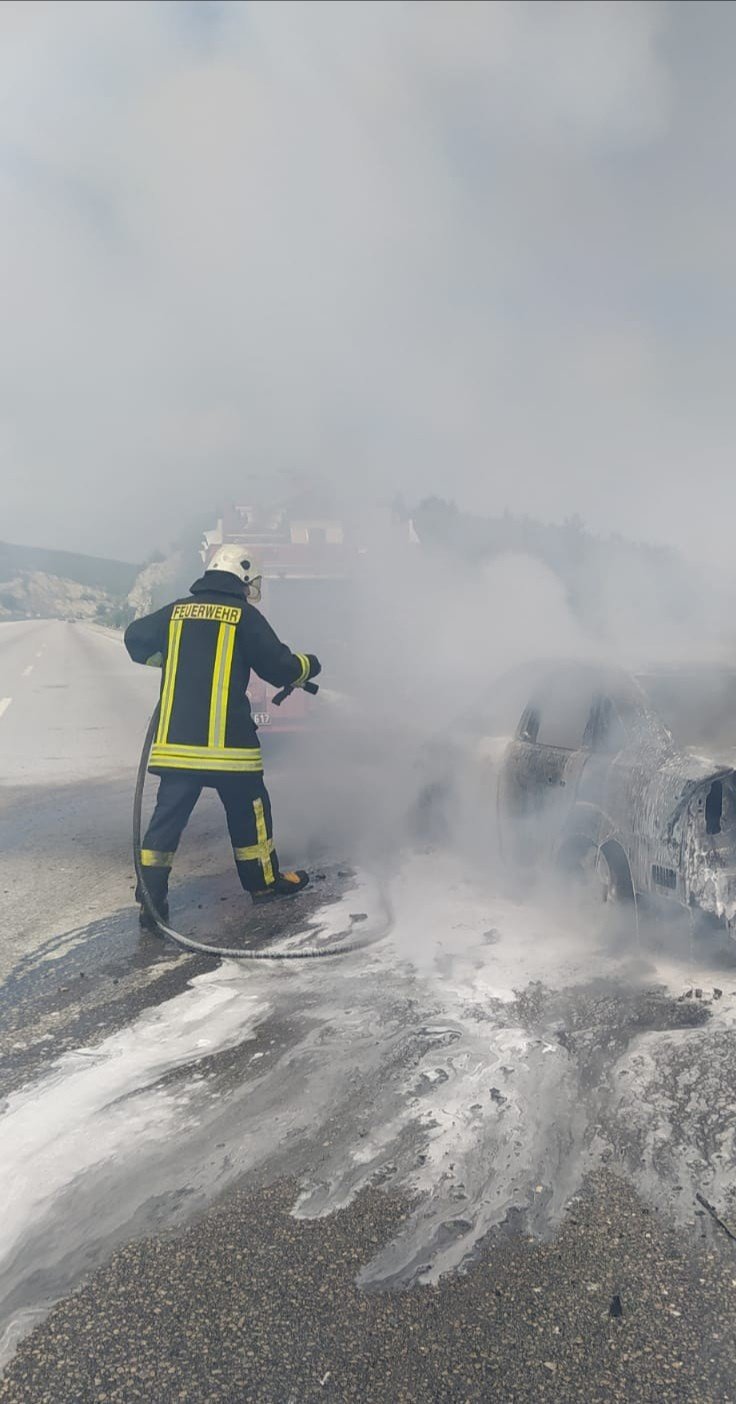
[558,834,635,906]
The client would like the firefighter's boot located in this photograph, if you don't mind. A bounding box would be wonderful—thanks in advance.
[251,870,310,904]
[136,867,170,932]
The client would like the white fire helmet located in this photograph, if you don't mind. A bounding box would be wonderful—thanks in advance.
[206,544,263,602]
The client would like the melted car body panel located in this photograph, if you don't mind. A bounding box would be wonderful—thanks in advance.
[496,662,736,928]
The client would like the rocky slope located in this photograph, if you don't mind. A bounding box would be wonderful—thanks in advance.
[0,571,123,624]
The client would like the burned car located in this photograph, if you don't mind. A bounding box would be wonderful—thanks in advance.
[496,663,736,929]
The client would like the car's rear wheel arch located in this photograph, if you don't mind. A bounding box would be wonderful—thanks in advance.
[557,820,635,905]
[599,838,635,903]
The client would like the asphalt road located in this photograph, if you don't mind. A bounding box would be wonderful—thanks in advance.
[3,619,736,1402]
[0,618,159,982]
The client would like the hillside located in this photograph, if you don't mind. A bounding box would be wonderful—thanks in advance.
[0,572,126,625]
[0,541,138,596]
[0,542,140,625]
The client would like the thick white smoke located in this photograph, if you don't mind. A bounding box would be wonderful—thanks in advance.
[6,0,734,566]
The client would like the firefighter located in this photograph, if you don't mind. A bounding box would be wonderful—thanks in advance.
[124,544,321,930]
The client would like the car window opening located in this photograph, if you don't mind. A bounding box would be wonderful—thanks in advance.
[584,695,619,752]
[706,780,723,835]
[519,707,540,743]
[534,692,593,750]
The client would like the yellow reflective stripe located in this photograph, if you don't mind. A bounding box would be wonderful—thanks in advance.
[208,623,237,748]
[157,618,182,742]
[157,618,183,744]
[232,803,275,883]
[150,752,263,763]
[149,743,263,773]
[294,653,310,687]
[208,623,227,748]
[148,758,261,769]
[140,849,174,867]
[233,838,275,862]
[219,624,236,744]
[255,798,275,884]
[150,743,262,761]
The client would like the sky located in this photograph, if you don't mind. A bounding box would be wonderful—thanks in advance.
[1,0,735,563]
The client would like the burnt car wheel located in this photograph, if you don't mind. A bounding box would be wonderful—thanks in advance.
[558,834,635,907]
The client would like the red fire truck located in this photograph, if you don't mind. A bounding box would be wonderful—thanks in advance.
[202,503,359,735]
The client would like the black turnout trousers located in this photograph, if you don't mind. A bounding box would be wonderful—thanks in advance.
[139,771,279,902]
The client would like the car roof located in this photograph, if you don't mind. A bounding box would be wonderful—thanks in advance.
[514,659,673,752]
[525,660,649,711]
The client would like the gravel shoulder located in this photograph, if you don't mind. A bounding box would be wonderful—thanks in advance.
[2,1170,735,1404]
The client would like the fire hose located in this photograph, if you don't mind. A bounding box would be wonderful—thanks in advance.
[133,690,385,960]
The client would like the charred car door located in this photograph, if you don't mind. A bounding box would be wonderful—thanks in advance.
[499,687,592,867]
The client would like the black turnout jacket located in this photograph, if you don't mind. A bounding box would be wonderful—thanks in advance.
[124,571,314,773]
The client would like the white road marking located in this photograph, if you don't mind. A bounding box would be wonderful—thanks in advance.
[22,665,33,677]
[0,698,12,720]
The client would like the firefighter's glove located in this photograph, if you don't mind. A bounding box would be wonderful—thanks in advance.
[293,653,321,689]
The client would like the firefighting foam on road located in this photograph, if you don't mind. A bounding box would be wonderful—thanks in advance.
[2,684,736,1373]
[3,539,736,1381]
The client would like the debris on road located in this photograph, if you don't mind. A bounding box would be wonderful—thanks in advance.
[695,1193,736,1244]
